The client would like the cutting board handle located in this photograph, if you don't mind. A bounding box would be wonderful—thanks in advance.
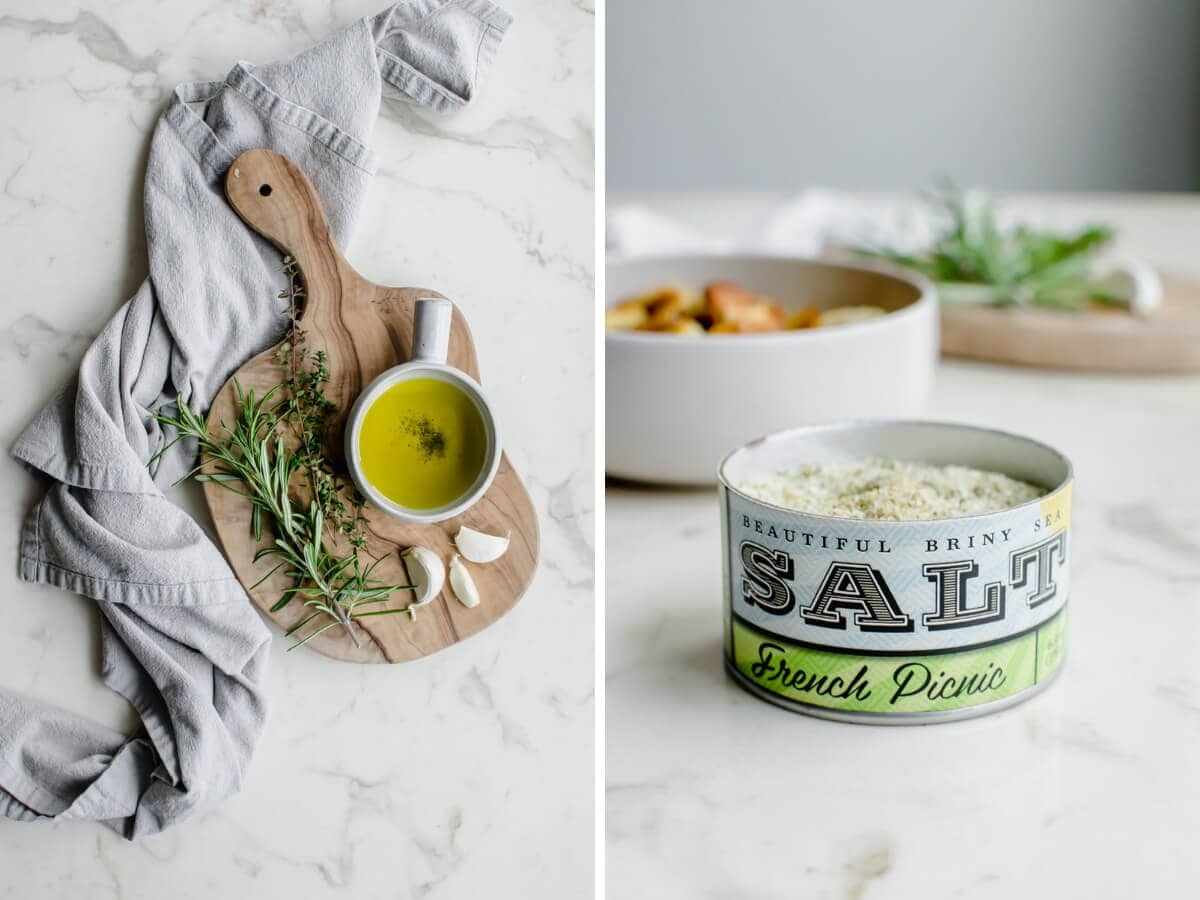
[224,148,397,467]
[224,149,360,317]
[412,297,452,363]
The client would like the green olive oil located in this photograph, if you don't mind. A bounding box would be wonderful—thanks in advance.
[357,377,487,510]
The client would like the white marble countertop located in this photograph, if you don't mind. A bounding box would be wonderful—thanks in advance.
[0,2,593,898]
[606,192,1200,898]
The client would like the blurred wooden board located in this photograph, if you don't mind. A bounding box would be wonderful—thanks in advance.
[940,273,1200,372]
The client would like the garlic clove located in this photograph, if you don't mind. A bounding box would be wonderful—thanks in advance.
[449,554,481,608]
[454,525,510,564]
[401,546,445,618]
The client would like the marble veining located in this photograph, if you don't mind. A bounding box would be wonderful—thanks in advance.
[0,1,593,898]
[606,193,1200,899]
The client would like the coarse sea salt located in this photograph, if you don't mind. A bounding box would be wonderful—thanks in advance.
[738,457,1044,521]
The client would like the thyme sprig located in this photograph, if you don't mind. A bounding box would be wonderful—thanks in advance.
[151,259,414,650]
[273,256,369,551]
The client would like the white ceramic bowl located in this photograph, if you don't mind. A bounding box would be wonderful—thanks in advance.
[606,255,938,484]
[344,298,503,524]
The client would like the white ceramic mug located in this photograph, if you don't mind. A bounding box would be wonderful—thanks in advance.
[345,297,502,524]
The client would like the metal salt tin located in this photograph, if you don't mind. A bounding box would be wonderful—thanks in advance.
[718,421,1073,724]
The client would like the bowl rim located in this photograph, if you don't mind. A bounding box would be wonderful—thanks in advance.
[604,253,936,345]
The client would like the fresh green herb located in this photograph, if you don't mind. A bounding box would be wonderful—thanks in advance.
[151,259,414,650]
[853,189,1122,312]
[273,256,369,551]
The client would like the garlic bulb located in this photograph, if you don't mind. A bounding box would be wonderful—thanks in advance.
[454,525,510,564]
[401,545,445,618]
[449,554,481,608]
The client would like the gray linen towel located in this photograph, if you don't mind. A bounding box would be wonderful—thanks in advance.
[2,0,510,838]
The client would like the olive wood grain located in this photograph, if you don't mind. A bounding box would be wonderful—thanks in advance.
[941,274,1200,372]
[204,148,537,663]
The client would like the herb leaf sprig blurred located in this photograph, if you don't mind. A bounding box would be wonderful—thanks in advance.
[853,190,1124,312]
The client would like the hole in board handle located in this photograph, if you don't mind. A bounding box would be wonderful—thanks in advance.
[259,184,272,196]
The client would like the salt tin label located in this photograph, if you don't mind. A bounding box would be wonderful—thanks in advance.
[721,481,1072,717]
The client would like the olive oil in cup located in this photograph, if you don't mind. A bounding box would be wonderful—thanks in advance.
[345,298,502,524]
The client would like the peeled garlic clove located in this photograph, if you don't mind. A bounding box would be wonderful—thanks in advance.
[449,554,481,608]
[402,546,445,615]
[454,525,510,564]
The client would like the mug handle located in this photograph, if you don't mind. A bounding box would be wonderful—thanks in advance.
[412,297,453,364]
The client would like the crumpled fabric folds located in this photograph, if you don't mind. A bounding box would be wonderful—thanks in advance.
[2,0,509,838]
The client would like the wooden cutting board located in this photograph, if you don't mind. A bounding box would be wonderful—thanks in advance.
[940,273,1200,372]
[203,148,538,663]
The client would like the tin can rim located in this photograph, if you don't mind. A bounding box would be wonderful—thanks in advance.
[717,418,1074,526]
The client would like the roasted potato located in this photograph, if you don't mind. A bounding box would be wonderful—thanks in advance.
[705,282,787,332]
[607,285,706,333]
[605,302,649,331]
[647,316,705,335]
[786,306,821,329]
[607,281,887,336]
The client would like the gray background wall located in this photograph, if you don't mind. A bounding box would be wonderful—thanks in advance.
[607,0,1200,191]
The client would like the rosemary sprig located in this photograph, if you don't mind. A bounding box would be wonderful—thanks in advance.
[153,384,415,649]
[151,260,414,650]
[854,189,1121,312]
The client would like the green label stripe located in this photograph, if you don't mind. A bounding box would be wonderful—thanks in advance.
[729,610,1067,716]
